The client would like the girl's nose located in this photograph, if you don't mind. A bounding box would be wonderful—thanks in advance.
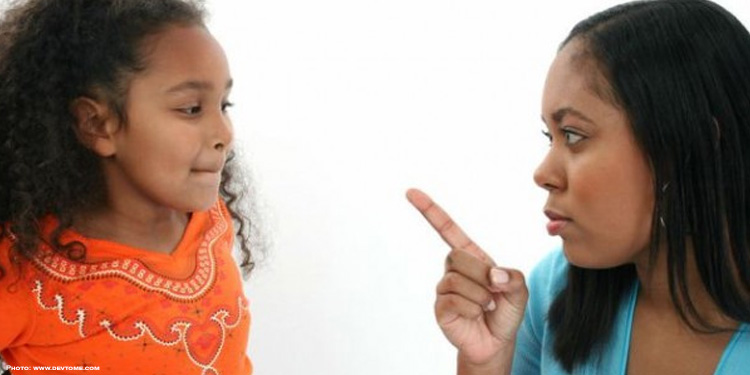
[212,113,233,152]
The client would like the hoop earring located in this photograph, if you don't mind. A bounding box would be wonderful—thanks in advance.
[659,182,670,228]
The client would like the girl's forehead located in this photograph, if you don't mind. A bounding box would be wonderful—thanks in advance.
[139,25,221,65]
[134,25,230,83]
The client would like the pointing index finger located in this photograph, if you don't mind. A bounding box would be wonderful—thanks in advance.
[406,188,492,263]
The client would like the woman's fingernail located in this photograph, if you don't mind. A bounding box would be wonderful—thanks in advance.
[484,300,497,312]
[490,268,509,286]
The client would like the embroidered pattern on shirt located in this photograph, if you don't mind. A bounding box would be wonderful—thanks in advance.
[29,206,228,302]
[31,278,248,375]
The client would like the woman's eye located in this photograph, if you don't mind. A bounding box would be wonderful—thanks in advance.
[221,101,234,113]
[563,129,585,145]
[542,127,586,146]
[541,130,552,144]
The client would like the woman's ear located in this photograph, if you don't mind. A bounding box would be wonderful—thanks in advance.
[70,96,119,157]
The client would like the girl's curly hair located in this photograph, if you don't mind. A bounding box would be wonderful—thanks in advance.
[0,0,257,280]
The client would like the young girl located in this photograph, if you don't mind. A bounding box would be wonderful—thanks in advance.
[0,1,257,374]
[409,0,750,374]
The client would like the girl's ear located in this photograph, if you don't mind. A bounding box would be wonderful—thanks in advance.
[70,96,120,157]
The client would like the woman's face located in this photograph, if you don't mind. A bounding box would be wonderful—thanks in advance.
[534,39,655,269]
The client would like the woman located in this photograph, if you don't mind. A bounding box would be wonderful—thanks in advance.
[409,0,750,374]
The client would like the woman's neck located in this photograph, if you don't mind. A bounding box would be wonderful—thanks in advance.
[632,240,736,329]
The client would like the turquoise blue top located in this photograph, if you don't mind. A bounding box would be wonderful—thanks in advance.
[511,249,750,375]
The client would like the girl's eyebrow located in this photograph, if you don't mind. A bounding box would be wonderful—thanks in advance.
[165,79,233,94]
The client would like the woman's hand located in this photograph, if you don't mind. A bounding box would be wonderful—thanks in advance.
[407,188,529,369]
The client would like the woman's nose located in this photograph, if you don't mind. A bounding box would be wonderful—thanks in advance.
[533,148,564,192]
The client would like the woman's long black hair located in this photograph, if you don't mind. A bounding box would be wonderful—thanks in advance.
[548,0,750,371]
[0,0,259,280]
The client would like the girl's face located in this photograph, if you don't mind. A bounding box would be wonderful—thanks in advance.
[534,40,655,269]
[104,25,233,214]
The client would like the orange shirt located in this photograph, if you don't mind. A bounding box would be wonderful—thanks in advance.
[0,201,252,375]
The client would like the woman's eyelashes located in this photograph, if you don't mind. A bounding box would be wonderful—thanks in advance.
[541,127,587,146]
[221,101,234,113]
[542,129,553,144]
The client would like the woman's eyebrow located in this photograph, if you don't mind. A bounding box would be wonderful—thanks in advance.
[550,106,595,124]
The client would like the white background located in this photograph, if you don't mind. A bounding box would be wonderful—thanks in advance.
[206,1,750,374]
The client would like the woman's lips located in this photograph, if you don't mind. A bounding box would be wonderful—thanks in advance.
[544,209,571,236]
[546,220,568,235]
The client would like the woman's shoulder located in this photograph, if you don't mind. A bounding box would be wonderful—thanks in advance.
[718,324,750,373]
[526,247,569,300]
[511,248,570,374]
[520,247,570,329]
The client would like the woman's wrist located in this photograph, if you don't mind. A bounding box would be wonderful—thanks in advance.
[457,342,515,375]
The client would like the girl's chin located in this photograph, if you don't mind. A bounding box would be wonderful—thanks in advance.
[172,196,219,214]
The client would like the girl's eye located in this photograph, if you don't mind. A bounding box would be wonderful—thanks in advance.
[221,101,234,113]
[180,106,202,115]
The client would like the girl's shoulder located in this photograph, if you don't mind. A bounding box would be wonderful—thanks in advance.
[0,225,38,351]
[0,225,30,283]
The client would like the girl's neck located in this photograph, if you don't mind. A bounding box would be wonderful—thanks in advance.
[74,204,189,255]
[632,239,736,330]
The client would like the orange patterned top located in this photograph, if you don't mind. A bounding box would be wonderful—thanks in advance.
[0,201,252,375]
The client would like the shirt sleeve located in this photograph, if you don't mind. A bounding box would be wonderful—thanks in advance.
[0,239,36,350]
